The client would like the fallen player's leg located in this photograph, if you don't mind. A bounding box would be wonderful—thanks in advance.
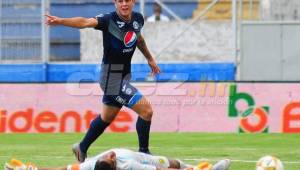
[168,158,230,170]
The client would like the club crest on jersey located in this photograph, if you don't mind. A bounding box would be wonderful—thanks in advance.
[124,31,137,48]
[133,21,139,30]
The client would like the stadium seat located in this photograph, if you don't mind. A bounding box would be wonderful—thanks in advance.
[193,0,260,20]
[1,1,42,61]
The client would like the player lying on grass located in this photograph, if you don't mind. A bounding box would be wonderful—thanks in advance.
[4,148,230,170]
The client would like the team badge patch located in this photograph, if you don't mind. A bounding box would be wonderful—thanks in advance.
[133,21,139,30]
[124,31,137,47]
[125,88,132,95]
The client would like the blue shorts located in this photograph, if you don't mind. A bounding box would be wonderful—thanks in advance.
[102,81,143,108]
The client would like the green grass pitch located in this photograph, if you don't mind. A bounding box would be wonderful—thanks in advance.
[0,133,299,169]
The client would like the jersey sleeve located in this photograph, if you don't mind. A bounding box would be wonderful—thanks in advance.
[126,160,157,170]
[138,13,144,28]
[94,13,110,31]
[135,13,145,36]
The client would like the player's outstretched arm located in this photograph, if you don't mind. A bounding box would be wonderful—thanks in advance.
[45,14,98,29]
[157,167,195,170]
[4,159,68,170]
[38,167,67,170]
[137,35,161,75]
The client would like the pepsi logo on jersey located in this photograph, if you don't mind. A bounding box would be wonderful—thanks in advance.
[124,31,137,48]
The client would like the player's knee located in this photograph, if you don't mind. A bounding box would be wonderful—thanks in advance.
[141,108,153,121]
[101,113,116,123]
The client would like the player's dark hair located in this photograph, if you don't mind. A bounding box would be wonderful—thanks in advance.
[154,2,162,10]
[94,160,114,170]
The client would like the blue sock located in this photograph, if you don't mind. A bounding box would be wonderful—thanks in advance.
[79,115,110,153]
[136,116,151,152]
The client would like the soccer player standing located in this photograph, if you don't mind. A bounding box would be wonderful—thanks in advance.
[46,0,160,162]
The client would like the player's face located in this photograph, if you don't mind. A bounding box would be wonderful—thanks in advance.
[102,151,117,170]
[114,0,135,20]
[154,4,162,16]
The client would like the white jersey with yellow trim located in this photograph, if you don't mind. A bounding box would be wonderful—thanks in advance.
[69,148,170,170]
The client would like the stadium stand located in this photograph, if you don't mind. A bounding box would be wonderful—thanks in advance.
[0,0,236,83]
[50,0,199,61]
[193,0,260,20]
[1,0,42,61]
[268,0,300,20]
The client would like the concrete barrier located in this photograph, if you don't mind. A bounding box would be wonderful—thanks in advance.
[80,20,234,63]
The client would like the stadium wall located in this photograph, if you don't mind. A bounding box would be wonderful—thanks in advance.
[81,21,234,63]
[0,83,300,133]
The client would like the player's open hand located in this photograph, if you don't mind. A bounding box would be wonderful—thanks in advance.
[148,60,161,76]
[45,14,62,26]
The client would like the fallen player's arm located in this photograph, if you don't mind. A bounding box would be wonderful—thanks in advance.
[4,159,68,170]
[157,168,194,170]
[38,167,67,170]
